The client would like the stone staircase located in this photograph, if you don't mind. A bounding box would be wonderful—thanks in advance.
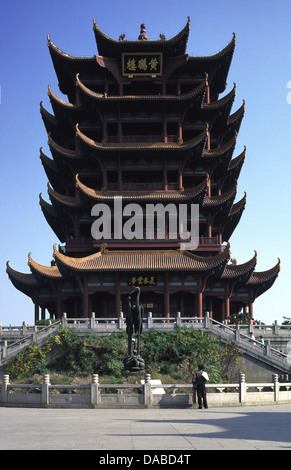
[204,316,291,377]
[1,315,290,377]
[0,321,62,367]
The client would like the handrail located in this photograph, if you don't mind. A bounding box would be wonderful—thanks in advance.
[0,320,62,337]
[208,317,289,358]
[210,318,288,358]
[0,320,62,366]
[1,315,291,373]
[1,373,290,408]
[62,314,291,374]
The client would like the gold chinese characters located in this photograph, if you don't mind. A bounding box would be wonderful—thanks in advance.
[122,53,162,76]
[129,275,156,286]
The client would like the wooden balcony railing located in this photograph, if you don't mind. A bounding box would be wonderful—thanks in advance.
[65,235,221,250]
[107,182,177,191]
[107,135,177,143]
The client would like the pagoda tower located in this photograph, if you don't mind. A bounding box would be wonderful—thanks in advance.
[7,18,280,323]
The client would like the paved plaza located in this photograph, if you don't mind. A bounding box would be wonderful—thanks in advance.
[0,404,291,450]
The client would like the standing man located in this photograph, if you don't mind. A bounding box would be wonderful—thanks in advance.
[192,364,209,409]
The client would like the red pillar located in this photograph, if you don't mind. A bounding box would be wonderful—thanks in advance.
[163,158,168,191]
[249,301,254,319]
[197,292,203,317]
[83,277,89,318]
[224,284,230,321]
[196,278,203,317]
[208,298,213,318]
[34,294,39,324]
[207,215,212,238]
[164,273,170,318]
[178,166,183,190]
[56,284,62,319]
[115,273,121,316]
[248,289,254,319]
[224,297,230,321]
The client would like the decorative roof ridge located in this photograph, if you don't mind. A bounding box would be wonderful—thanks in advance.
[92,17,190,49]
[183,242,230,262]
[188,32,236,62]
[53,243,102,261]
[76,73,207,102]
[28,252,62,279]
[39,148,57,170]
[247,259,281,285]
[6,261,39,286]
[48,133,81,159]
[227,100,245,125]
[76,173,208,201]
[47,34,96,62]
[76,123,207,152]
[222,251,257,279]
[203,132,237,158]
[229,192,247,215]
[228,146,246,170]
[39,193,56,214]
[40,101,57,125]
[53,243,101,270]
[203,83,236,110]
[52,241,231,273]
[48,84,82,110]
[47,183,82,208]
[203,182,237,207]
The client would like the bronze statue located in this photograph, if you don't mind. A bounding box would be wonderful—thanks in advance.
[123,286,145,375]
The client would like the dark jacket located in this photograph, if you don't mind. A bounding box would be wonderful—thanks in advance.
[192,370,207,387]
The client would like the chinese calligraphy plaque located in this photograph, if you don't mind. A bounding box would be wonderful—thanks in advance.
[122,53,163,77]
[129,275,156,286]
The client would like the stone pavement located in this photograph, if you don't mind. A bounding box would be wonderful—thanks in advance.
[0,404,291,451]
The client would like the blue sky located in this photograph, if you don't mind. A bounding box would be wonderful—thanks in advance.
[0,0,291,326]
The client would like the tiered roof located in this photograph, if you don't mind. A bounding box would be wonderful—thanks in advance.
[53,243,230,273]
[7,17,279,319]
[93,18,191,57]
[76,173,209,202]
[76,125,208,153]
[37,18,274,265]
[6,247,280,301]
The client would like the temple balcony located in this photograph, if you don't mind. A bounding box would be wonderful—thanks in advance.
[107,182,178,191]
[107,135,177,143]
[64,235,222,253]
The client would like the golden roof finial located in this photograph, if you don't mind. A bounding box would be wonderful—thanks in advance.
[138,23,148,41]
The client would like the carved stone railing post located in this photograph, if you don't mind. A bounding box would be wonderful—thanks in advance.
[204,311,210,329]
[91,374,100,407]
[1,375,10,403]
[118,312,124,329]
[42,374,50,405]
[235,323,240,342]
[144,373,152,407]
[239,373,246,404]
[62,313,67,328]
[273,374,279,402]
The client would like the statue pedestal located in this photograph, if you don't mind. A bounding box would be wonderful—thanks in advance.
[123,355,145,376]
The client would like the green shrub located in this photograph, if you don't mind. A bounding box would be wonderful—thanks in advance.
[4,327,241,383]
